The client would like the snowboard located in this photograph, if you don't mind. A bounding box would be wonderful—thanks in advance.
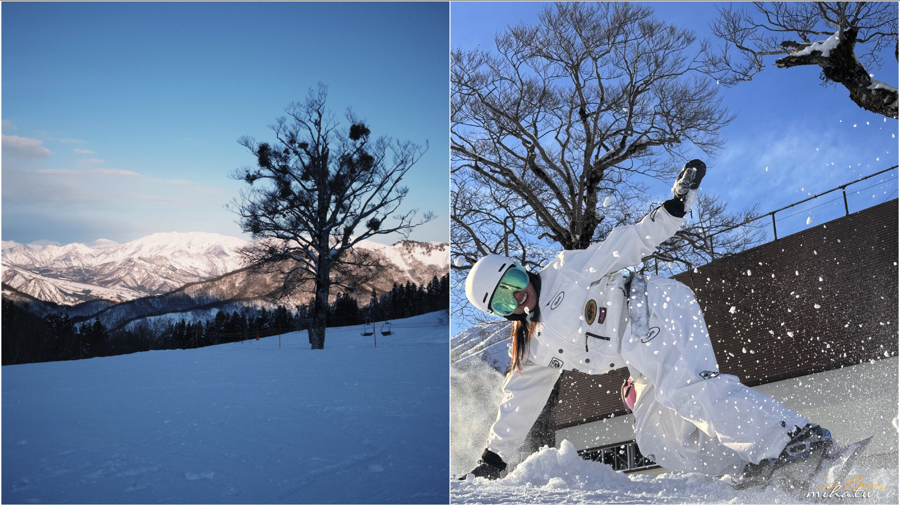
[732,436,873,494]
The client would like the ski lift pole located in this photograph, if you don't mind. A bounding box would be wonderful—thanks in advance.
[278,320,281,349]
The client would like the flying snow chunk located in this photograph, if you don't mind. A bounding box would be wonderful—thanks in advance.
[729,306,737,314]
[814,304,821,309]
[806,216,813,225]
[603,196,612,208]
[747,269,752,276]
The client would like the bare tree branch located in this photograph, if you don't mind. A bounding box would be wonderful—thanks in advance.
[705,2,898,118]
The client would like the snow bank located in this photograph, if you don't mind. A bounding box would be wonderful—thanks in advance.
[453,440,898,503]
[2,312,449,504]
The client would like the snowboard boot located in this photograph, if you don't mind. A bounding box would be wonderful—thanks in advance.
[663,159,706,218]
[672,159,706,201]
[459,448,507,480]
[736,423,834,489]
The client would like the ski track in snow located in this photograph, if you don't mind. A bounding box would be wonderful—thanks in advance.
[2,312,449,504]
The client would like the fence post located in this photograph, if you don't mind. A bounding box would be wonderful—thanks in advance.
[842,186,850,216]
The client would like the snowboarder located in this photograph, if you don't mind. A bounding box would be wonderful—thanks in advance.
[460,160,833,483]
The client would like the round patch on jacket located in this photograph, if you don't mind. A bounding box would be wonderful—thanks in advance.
[549,291,565,310]
[584,299,598,325]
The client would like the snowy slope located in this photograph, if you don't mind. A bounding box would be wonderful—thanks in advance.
[450,319,512,373]
[2,312,450,504]
[2,264,145,304]
[362,240,450,286]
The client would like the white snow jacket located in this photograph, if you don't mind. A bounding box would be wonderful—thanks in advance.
[487,206,684,462]
[531,206,683,374]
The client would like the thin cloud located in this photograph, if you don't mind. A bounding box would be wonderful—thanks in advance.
[2,120,18,133]
[74,148,94,154]
[123,193,182,204]
[33,131,87,145]
[34,169,80,176]
[2,134,51,158]
[33,167,140,178]
[93,168,139,177]
[166,179,193,185]
[79,158,106,165]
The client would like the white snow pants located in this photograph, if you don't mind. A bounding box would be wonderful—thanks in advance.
[623,275,808,475]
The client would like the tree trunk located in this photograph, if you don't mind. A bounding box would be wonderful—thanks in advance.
[776,27,899,119]
[309,270,330,350]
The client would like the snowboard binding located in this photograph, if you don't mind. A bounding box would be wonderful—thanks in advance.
[735,424,834,490]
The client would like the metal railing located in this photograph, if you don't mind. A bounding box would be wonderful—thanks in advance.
[710,165,898,242]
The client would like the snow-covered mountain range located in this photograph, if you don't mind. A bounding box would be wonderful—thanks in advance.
[451,320,511,373]
[2,233,248,305]
[2,232,449,307]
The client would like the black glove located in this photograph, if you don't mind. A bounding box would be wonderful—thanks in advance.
[458,448,507,480]
[664,159,706,218]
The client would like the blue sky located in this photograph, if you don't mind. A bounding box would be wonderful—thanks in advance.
[449,1,898,335]
[2,2,449,246]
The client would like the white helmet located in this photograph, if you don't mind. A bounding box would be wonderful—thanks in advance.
[465,254,528,315]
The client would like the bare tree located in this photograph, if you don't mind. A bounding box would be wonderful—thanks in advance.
[706,2,899,119]
[230,84,433,349]
[451,2,761,324]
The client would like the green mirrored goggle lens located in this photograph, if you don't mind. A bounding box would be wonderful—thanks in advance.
[490,267,529,315]
[491,290,519,316]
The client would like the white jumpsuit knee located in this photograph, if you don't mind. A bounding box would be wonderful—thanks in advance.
[484,206,808,475]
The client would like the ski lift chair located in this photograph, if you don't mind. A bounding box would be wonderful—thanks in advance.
[361,321,374,336]
[380,321,393,336]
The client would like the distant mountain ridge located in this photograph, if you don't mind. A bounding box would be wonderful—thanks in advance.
[2,232,247,305]
[451,320,512,373]
[2,232,449,308]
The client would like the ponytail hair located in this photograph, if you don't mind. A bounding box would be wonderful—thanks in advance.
[510,320,537,374]
[508,270,541,374]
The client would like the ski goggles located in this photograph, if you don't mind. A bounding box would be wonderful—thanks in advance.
[488,265,529,316]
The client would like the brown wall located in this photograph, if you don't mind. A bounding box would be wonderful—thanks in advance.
[556,199,899,429]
